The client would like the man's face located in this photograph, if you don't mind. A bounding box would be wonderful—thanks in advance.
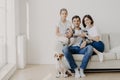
[72,18,81,27]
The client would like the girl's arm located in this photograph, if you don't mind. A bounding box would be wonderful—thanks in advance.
[56,26,63,37]
[68,26,74,34]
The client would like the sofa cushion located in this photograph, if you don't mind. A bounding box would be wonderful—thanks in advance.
[73,53,117,62]
[103,53,117,61]
[89,53,116,62]
[110,33,120,49]
[73,54,83,61]
[109,46,120,59]
[101,33,110,52]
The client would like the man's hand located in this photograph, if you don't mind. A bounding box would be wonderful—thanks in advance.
[80,41,86,48]
[73,34,78,38]
[82,32,88,37]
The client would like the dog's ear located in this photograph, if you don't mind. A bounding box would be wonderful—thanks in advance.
[54,54,57,58]
[60,54,64,57]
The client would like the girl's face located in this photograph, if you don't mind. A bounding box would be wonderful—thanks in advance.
[84,17,92,27]
[60,11,68,20]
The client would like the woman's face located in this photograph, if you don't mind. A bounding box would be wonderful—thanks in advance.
[84,17,92,26]
[60,11,68,20]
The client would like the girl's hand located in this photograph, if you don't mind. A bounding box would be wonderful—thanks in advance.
[80,41,86,48]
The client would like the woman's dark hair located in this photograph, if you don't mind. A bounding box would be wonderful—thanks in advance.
[82,15,94,28]
[72,15,81,22]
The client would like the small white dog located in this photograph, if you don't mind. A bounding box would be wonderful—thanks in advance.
[54,53,73,78]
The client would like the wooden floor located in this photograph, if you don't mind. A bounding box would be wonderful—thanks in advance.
[9,64,120,80]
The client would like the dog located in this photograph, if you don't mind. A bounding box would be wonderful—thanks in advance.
[82,29,93,44]
[54,53,73,78]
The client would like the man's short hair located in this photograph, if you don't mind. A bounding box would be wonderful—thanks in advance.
[72,15,81,22]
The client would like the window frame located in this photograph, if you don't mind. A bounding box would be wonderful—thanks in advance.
[0,0,17,79]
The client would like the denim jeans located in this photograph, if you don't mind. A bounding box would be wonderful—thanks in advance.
[89,41,104,52]
[62,45,93,70]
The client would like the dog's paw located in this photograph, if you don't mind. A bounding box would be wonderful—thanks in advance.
[56,74,60,78]
[64,74,68,78]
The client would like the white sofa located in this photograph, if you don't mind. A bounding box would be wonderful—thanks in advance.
[56,33,120,70]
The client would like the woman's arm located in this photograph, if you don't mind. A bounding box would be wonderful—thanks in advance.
[87,35,100,42]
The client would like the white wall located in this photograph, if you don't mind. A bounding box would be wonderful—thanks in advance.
[27,0,120,64]
[15,0,27,36]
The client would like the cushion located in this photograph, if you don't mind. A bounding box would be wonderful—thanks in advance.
[72,53,117,62]
[73,54,83,61]
[104,53,117,61]
[109,46,120,59]
[110,33,120,49]
[91,53,117,62]
[109,46,120,53]
[101,33,110,52]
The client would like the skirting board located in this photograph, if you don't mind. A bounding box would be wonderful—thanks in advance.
[85,69,120,72]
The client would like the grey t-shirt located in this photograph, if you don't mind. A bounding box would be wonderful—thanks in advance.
[72,29,83,46]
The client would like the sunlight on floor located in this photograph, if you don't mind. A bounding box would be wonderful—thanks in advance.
[9,65,120,80]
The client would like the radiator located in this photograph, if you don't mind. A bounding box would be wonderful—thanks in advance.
[17,35,26,69]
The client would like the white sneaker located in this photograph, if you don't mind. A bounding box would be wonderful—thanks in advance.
[80,68,86,78]
[98,52,103,62]
[74,68,80,78]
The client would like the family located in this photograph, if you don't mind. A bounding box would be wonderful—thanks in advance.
[55,8,105,78]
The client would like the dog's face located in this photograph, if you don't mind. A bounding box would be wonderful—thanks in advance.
[54,53,64,61]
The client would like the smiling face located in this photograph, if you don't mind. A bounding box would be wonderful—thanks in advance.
[82,15,94,28]
[72,18,81,28]
[84,17,92,27]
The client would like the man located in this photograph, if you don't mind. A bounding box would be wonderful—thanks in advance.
[62,15,93,78]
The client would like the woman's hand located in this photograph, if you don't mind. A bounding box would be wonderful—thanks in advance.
[87,35,100,42]
[87,35,92,39]
[80,41,86,48]
[81,32,88,38]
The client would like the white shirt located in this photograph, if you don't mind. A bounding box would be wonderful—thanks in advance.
[56,20,72,35]
[86,26,100,37]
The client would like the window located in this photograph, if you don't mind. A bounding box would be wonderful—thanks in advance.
[0,0,16,79]
[0,0,7,69]
[26,0,30,40]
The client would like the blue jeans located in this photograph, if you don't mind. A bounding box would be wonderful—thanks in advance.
[91,41,104,52]
[88,41,104,55]
[62,45,93,70]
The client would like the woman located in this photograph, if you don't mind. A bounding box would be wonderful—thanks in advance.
[82,14,105,62]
